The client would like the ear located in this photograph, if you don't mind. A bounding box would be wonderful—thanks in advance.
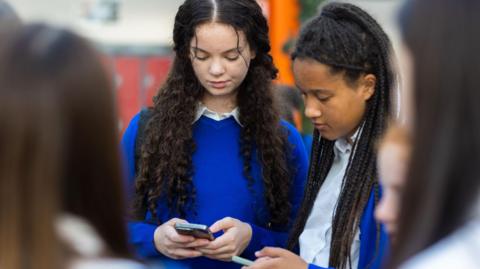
[360,74,376,101]
[250,49,256,60]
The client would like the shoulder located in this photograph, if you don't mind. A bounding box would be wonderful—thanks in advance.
[400,221,480,269]
[123,109,154,141]
[123,113,141,138]
[280,119,303,143]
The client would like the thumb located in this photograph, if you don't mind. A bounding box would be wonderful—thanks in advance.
[167,217,188,226]
[255,247,288,258]
[209,217,236,233]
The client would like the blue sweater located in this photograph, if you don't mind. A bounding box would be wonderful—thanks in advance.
[308,187,389,269]
[122,114,309,269]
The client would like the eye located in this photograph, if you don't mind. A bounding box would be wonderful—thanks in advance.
[195,56,209,61]
[315,94,331,102]
[194,54,209,61]
[192,50,209,61]
[225,53,240,61]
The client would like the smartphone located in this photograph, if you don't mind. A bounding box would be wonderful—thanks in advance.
[174,222,215,241]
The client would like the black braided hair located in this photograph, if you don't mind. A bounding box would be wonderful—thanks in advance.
[287,3,394,269]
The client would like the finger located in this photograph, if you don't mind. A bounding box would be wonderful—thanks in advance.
[166,228,196,244]
[167,217,188,226]
[197,243,234,256]
[170,248,203,258]
[254,257,272,263]
[184,238,211,248]
[255,247,289,258]
[198,231,235,250]
[204,253,234,262]
[210,217,235,233]
[249,258,279,269]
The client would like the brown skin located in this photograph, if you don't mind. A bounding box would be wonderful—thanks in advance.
[293,58,376,141]
[244,247,307,269]
[244,58,377,269]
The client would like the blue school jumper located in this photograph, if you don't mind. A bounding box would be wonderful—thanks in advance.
[308,187,389,269]
[121,113,309,269]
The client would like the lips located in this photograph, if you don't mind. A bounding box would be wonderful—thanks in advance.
[314,123,328,130]
[209,80,229,89]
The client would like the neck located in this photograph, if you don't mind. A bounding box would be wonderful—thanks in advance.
[201,94,237,113]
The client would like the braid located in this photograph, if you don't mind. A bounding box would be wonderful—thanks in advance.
[287,130,335,249]
[288,3,394,268]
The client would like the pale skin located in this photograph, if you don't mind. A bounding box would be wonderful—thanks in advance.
[243,58,376,269]
[374,125,410,242]
[153,218,209,259]
[153,22,255,261]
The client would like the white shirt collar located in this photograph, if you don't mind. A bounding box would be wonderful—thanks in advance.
[335,126,361,155]
[194,102,242,126]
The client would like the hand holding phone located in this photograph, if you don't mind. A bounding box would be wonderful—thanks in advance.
[153,218,209,260]
[196,217,253,262]
[174,222,215,241]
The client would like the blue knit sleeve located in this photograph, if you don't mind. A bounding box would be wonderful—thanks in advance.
[242,121,309,258]
[358,185,389,269]
[121,113,162,259]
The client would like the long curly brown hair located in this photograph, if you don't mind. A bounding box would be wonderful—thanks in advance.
[133,0,294,228]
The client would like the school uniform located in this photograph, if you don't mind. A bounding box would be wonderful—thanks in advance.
[121,104,309,269]
[300,134,388,269]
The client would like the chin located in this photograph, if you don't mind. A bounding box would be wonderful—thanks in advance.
[318,132,337,141]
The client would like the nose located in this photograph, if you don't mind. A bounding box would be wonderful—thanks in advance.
[304,96,322,119]
[209,58,225,76]
[375,197,394,225]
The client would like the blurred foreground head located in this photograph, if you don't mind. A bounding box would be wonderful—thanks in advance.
[391,0,480,266]
[0,0,20,23]
[0,24,130,268]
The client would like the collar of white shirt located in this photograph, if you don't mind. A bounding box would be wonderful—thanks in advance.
[193,103,242,126]
[334,126,361,155]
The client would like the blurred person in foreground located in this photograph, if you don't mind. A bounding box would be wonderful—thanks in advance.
[0,24,146,269]
[386,0,480,268]
[0,0,20,24]
[375,123,411,244]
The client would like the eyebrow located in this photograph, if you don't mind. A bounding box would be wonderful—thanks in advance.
[191,46,243,54]
[295,84,332,94]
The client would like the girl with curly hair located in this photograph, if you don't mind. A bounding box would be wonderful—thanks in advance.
[121,0,309,268]
[247,2,395,269]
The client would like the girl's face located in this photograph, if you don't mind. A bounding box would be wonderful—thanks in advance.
[190,22,255,106]
[293,58,376,141]
[375,138,409,242]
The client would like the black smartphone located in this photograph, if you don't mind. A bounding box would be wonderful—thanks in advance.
[174,222,215,241]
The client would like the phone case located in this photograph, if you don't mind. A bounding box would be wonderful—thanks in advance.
[174,223,215,240]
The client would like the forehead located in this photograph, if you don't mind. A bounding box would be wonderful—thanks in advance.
[292,58,349,92]
[378,142,409,184]
[191,22,248,51]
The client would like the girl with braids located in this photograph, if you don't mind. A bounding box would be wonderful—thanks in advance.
[247,2,394,269]
[121,0,309,268]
